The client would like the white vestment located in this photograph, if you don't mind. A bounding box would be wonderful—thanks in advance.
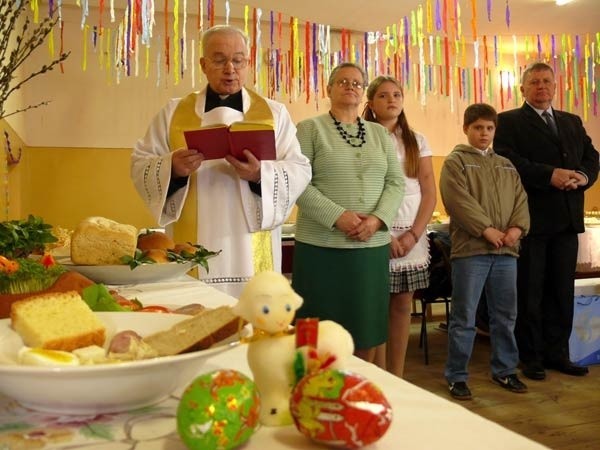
[131,88,311,297]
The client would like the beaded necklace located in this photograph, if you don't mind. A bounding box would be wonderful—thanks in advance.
[329,111,366,148]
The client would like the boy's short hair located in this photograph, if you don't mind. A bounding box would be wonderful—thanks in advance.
[463,103,498,127]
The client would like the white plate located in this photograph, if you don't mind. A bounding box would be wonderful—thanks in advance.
[0,312,242,414]
[61,260,195,285]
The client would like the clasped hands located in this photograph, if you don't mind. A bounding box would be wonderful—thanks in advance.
[482,226,522,249]
[551,168,586,191]
[171,148,261,183]
[390,231,417,258]
[335,211,383,242]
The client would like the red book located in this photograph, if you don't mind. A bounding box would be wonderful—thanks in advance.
[184,122,276,161]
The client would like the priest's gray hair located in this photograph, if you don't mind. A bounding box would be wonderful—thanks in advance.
[201,25,250,55]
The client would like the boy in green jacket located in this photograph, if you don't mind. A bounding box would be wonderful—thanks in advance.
[440,103,530,400]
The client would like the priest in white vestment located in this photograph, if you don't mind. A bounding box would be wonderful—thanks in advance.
[131,25,311,297]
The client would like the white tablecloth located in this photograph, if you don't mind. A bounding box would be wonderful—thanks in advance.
[578,226,600,271]
[0,279,549,450]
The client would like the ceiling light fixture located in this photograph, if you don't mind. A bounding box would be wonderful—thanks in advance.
[556,0,573,5]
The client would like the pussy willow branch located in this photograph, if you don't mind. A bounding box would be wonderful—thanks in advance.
[0,0,70,120]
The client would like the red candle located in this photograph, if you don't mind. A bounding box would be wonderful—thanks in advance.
[295,318,319,348]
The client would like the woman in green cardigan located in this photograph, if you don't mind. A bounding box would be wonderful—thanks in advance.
[292,62,405,362]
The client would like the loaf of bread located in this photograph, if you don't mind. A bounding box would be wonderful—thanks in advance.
[137,231,175,251]
[10,291,106,352]
[142,306,241,356]
[143,248,170,263]
[71,217,137,265]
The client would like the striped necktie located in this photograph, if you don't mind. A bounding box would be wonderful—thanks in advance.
[542,110,558,136]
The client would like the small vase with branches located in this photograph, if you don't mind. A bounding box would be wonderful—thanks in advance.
[0,0,70,120]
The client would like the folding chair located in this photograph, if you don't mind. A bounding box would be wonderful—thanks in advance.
[412,231,452,364]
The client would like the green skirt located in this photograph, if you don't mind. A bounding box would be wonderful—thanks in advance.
[291,242,390,349]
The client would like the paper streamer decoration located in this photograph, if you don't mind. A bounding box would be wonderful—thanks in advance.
[426,0,432,33]
[164,0,169,74]
[82,24,89,70]
[57,0,599,122]
[173,0,179,84]
[183,0,188,73]
[470,0,476,39]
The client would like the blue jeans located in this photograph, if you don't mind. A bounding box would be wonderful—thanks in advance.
[445,254,519,383]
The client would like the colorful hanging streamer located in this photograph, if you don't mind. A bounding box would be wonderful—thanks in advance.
[60,0,600,120]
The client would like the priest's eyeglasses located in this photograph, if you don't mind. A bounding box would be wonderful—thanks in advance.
[207,57,249,70]
[336,79,366,90]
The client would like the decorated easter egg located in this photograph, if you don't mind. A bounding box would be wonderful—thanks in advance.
[290,369,392,448]
[177,369,261,450]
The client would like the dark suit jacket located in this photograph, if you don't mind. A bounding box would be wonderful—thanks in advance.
[494,103,599,236]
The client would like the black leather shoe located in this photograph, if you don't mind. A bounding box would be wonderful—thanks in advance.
[521,363,546,380]
[448,381,472,400]
[544,360,589,376]
[492,374,528,393]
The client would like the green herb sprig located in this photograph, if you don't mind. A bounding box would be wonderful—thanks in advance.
[120,243,221,273]
[0,215,58,258]
[167,244,221,274]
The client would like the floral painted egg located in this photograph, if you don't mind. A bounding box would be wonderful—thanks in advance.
[290,369,392,448]
[177,369,261,450]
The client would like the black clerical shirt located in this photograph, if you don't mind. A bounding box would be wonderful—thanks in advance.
[204,86,243,112]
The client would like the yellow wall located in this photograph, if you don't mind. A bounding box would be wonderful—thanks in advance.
[15,146,156,230]
[4,144,599,231]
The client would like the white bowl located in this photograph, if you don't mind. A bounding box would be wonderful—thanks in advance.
[61,260,196,285]
[0,312,241,414]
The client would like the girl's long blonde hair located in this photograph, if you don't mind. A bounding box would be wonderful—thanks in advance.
[363,76,420,178]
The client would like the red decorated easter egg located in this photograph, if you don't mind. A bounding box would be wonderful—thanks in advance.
[290,369,392,448]
[177,369,260,450]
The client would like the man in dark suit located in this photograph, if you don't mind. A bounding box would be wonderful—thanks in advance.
[494,62,599,380]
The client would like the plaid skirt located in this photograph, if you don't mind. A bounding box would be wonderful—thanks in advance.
[390,266,430,293]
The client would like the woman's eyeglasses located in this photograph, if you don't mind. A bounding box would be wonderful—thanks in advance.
[336,79,366,90]
[207,57,249,70]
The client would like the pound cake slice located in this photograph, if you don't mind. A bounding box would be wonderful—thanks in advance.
[143,306,241,356]
[10,291,106,351]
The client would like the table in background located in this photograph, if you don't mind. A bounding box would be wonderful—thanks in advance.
[577,226,600,278]
[0,279,549,450]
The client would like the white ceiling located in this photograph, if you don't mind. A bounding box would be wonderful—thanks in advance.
[237,0,599,37]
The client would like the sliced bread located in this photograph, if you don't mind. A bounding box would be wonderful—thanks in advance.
[10,291,106,351]
[142,306,241,356]
[71,216,137,265]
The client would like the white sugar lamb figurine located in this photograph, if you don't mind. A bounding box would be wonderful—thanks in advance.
[232,271,354,426]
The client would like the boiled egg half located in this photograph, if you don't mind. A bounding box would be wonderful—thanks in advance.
[18,347,80,367]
